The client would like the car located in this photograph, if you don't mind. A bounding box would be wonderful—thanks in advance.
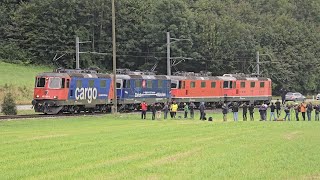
[316,94,320,100]
[285,92,306,101]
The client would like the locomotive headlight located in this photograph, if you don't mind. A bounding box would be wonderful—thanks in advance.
[53,96,58,99]
[36,95,39,98]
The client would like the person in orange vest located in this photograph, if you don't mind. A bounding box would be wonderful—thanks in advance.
[300,101,307,121]
[141,101,148,119]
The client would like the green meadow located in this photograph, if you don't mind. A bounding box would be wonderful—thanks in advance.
[1,111,320,179]
[0,61,51,104]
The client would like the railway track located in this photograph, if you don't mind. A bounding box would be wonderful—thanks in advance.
[0,113,106,121]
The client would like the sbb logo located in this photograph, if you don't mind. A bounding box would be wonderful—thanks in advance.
[75,87,97,103]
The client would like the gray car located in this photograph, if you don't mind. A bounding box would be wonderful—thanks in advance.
[285,92,306,101]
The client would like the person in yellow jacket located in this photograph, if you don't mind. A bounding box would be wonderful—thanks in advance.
[170,101,178,118]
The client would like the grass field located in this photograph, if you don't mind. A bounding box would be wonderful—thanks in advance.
[0,61,51,105]
[1,111,320,179]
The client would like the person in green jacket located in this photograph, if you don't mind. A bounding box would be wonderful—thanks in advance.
[184,103,189,119]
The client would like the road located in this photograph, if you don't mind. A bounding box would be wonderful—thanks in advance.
[0,105,33,111]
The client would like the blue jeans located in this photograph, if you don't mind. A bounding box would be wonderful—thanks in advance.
[233,112,238,121]
[307,111,312,121]
[270,112,276,121]
[315,113,319,121]
[284,113,290,121]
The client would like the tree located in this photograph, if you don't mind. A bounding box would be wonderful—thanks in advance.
[1,92,17,115]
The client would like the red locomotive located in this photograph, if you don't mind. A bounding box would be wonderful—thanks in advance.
[170,72,271,105]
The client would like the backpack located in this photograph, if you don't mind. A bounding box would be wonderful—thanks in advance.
[208,117,213,121]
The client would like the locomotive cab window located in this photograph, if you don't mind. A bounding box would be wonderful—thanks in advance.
[116,79,122,89]
[178,81,185,89]
[260,82,265,88]
[49,77,61,89]
[171,80,178,89]
[223,81,229,88]
[36,77,46,87]
[223,81,234,88]
[123,80,130,88]
[61,78,65,88]
[223,81,233,88]
[66,79,70,88]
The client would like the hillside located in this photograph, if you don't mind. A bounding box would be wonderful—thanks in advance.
[0,61,51,104]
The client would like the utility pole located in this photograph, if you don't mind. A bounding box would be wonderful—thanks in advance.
[256,51,260,75]
[76,37,80,69]
[166,32,192,76]
[167,32,171,76]
[75,37,92,69]
[112,0,117,113]
[254,51,273,76]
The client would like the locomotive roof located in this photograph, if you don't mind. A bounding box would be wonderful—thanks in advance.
[116,74,170,80]
[37,72,111,78]
[169,75,271,81]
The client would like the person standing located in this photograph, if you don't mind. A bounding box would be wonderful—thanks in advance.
[259,104,265,121]
[222,103,228,121]
[156,103,162,119]
[199,102,206,120]
[141,101,147,119]
[232,102,239,121]
[163,102,169,119]
[275,99,281,118]
[306,102,313,121]
[242,103,247,121]
[151,103,156,120]
[183,103,189,119]
[300,101,307,121]
[314,104,320,121]
[294,103,300,121]
[284,105,290,121]
[170,101,178,119]
[249,104,255,121]
[262,103,268,121]
[270,102,276,121]
[189,102,195,119]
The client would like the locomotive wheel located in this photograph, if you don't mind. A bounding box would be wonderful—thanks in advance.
[73,106,80,114]
[101,105,107,113]
[69,106,75,114]
[89,108,95,114]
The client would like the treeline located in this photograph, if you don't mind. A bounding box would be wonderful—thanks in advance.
[0,0,320,94]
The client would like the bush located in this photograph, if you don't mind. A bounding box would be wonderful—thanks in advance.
[1,92,17,115]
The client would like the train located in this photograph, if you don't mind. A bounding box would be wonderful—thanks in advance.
[32,68,272,114]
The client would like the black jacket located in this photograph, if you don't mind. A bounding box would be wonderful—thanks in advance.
[249,105,254,113]
[232,104,239,112]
